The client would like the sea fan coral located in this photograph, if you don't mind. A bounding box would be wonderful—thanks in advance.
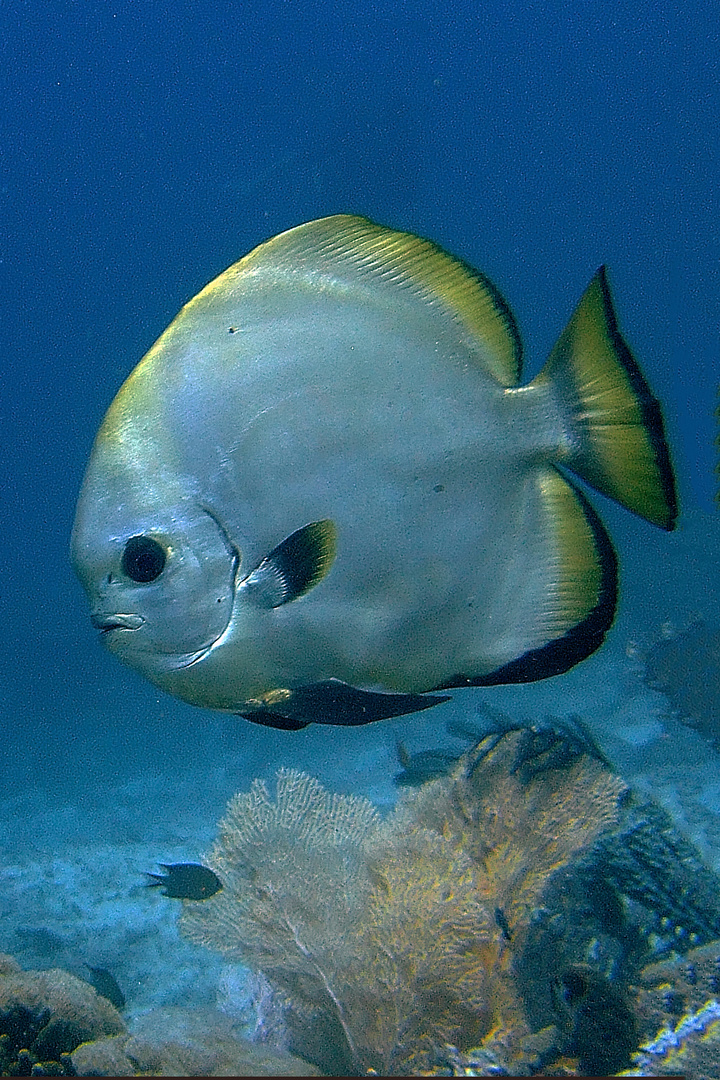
[181,768,380,1073]
[181,768,501,1074]
[181,732,720,1077]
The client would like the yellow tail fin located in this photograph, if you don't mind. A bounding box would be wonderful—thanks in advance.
[536,267,677,530]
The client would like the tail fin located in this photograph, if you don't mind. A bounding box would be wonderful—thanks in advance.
[535,267,677,530]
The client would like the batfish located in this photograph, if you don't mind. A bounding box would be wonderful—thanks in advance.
[71,216,677,729]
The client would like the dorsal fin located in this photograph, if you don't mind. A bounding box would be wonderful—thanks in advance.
[233,214,523,387]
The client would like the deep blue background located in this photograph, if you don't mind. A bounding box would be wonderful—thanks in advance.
[1,0,718,789]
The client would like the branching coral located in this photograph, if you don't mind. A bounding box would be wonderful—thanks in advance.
[621,999,720,1078]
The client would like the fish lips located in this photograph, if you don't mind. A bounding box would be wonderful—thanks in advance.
[91,612,145,633]
[90,610,213,672]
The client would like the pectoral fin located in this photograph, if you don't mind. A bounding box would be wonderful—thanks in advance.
[240,519,337,608]
[238,678,451,729]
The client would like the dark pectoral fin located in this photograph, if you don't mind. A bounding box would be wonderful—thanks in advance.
[240,520,337,608]
[238,678,451,729]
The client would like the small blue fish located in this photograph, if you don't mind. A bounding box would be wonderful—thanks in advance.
[146,863,222,900]
[84,964,126,1010]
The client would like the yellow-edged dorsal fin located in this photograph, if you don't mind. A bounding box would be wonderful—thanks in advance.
[235,214,523,387]
[535,267,677,530]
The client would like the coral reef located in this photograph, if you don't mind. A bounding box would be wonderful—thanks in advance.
[0,952,124,1074]
[0,951,318,1076]
[69,1006,320,1076]
[628,938,720,1044]
[181,729,720,1075]
[643,620,720,749]
[621,999,720,1078]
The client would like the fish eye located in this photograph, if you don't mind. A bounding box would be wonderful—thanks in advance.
[121,535,167,583]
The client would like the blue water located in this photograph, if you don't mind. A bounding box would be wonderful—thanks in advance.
[1,0,719,1052]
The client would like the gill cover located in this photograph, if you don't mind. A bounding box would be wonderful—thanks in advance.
[71,495,239,663]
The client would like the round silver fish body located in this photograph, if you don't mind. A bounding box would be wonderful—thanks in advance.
[71,216,676,728]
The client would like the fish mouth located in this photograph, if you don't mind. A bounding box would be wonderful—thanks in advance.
[91,613,145,633]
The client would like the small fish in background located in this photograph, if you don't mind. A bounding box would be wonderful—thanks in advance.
[445,717,497,743]
[643,620,720,750]
[494,907,513,942]
[84,964,126,1011]
[392,717,489,786]
[71,215,678,730]
[393,740,465,786]
[145,862,223,900]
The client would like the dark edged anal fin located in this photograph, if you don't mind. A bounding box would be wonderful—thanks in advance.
[240,519,337,608]
[238,678,451,729]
